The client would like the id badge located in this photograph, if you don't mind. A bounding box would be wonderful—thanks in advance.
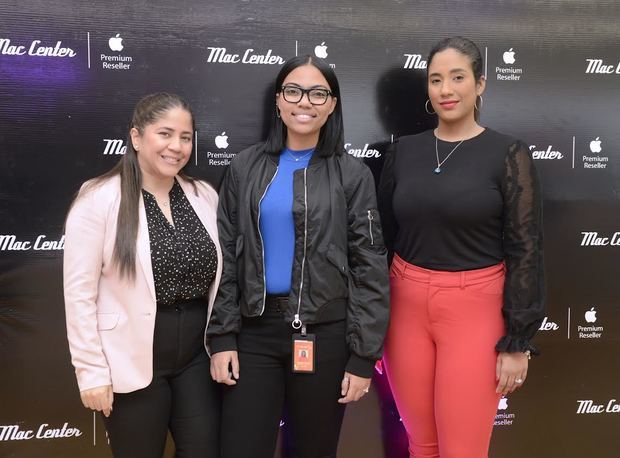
[292,333,315,373]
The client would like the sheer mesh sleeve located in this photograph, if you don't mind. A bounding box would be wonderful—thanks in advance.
[496,140,546,354]
[378,140,399,264]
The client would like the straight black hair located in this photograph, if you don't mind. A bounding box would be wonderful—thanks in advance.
[264,55,344,157]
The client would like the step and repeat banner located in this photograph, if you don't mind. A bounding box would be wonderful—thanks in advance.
[1,0,619,457]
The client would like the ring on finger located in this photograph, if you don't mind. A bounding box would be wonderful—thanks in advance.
[363,387,370,393]
[515,378,524,384]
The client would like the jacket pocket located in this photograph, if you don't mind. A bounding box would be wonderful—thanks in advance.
[326,243,348,279]
[309,243,348,303]
[97,313,120,331]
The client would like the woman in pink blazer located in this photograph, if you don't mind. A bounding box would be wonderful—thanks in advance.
[64,93,222,457]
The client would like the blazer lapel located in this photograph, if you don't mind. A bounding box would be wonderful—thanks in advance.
[178,178,216,238]
[178,177,222,270]
[136,194,157,302]
[177,177,223,326]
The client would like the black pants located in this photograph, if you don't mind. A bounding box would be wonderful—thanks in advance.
[221,303,349,458]
[103,299,221,458]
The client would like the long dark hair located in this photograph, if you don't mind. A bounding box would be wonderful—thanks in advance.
[264,55,344,157]
[78,92,195,280]
[427,37,484,120]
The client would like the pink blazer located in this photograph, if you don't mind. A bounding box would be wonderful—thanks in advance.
[64,175,222,393]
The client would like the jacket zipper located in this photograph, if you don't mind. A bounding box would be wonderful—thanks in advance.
[257,166,279,315]
[367,210,374,246]
[293,167,308,330]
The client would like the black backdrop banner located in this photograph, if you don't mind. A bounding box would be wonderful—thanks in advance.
[1,1,619,457]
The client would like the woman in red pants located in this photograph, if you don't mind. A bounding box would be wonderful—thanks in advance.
[379,36,545,458]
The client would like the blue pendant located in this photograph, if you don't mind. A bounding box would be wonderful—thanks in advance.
[434,167,442,174]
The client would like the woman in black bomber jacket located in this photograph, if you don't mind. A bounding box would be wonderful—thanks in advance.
[207,55,390,458]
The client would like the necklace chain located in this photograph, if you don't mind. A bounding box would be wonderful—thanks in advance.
[434,136,465,174]
[145,190,170,207]
[153,195,169,207]
[143,183,173,207]
[286,149,313,162]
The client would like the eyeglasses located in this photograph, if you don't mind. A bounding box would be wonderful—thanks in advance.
[280,85,333,106]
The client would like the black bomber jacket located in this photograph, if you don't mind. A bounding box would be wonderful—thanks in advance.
[206,143,390,378]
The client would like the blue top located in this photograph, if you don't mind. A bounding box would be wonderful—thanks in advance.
[259,147,314,294]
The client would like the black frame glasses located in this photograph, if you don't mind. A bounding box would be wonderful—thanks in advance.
[280,85,333,106]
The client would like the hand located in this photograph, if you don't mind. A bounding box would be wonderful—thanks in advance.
[80,385,113,417]
[210,351,240,385]
[338,372,371,404]
[496,352,528,395]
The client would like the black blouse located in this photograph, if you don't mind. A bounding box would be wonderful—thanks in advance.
[142,180,218,306]
[378,128,545,353]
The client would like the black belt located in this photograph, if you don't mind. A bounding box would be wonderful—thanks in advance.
[264,295,288,313]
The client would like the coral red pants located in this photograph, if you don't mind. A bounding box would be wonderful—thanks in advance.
[384,254,505,458]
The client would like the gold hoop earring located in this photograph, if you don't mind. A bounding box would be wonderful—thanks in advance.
[475,95,484,111]
[425,99,436,115]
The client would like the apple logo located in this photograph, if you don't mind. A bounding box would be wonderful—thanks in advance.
[589,137,602,153]
[215,132,229,149]
[503,48,516,65]
[314,42,328,59]
[498,397,508,410]
[108,33,124,52]
[585,307,597,323]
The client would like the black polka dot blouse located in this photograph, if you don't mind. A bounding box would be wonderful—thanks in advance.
[141,180,217,306]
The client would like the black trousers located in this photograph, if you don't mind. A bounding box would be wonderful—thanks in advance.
[103,299,221,458]
[221,302,349,458]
